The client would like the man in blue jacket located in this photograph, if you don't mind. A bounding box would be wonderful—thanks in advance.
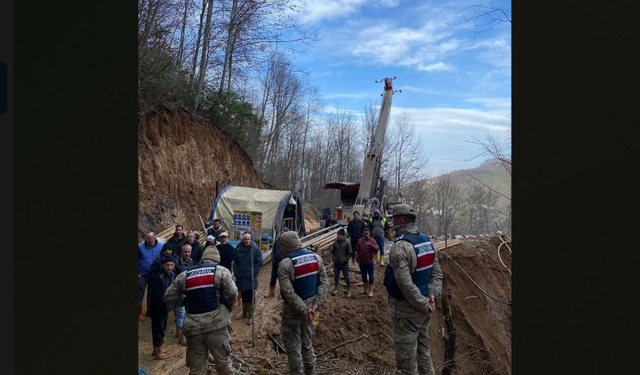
[138,232,163,321]
[234,232,263,325]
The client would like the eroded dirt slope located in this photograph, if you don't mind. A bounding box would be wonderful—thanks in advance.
[138,103,265,240]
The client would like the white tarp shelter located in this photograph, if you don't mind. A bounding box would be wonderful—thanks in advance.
[207,186,305,239]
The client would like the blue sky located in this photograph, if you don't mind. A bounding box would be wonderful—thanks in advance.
[287,0,511,175]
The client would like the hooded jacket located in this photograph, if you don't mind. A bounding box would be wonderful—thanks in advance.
[368,210,389,239]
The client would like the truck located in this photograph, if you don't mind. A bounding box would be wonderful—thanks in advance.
[323,77,401,225]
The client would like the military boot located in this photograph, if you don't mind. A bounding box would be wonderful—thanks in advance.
[304,366,316,375]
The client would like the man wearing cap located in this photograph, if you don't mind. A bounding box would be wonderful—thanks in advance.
[330,228,352,297]
[347,210,365,265]
[278,231,329,375]
[266,227,290,298]
[149,254,178,360]
[383,204,443,375]
[216,231,236,271]
[164,247,237,375]
[150,245,178,278]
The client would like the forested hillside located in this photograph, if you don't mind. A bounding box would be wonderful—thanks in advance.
[138,1,511,237]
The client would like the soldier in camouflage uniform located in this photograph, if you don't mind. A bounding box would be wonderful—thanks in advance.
[278,231,329,375]
[383,204,443,375]
[164,247,237,375]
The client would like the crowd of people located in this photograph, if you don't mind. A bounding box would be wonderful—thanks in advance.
[138,203,443,375]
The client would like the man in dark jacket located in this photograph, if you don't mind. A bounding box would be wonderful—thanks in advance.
[150,246,177,278]
[266,227,289,298]
[139,232,163,321]
[206,219,224,240]
[186,231,203,264]
[369,209,390,266]
[325,214,338,228]
[347,210,365,265]
[330,228,352,298]
[149,255,177,360]
[216,232,236,271]
[162,225,188,257]
[234,232,263,325]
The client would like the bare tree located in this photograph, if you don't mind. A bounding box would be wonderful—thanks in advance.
[453,1,512,34]
[193,0,215,109]
[386,110,430,199]
[463,181,498,234]
[429,175,464,238]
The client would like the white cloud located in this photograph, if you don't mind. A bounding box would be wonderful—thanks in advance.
[392,106,511,135]
[378,0,401,6]
[323,92,375,99]
[293,0,400,24]
[416,62,452,72]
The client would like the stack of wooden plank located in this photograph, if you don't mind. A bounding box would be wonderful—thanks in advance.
[301,224,343,254]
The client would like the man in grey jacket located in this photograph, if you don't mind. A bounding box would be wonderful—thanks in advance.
[383,204,443,375]
[278,231,329,375]
[164,247,238,375]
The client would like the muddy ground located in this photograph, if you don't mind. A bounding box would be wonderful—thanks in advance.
[138,236,512,374]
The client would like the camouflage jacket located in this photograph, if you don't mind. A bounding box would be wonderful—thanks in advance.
[387,223,443,318]
[164,263,237,336]
[278,250,329,320]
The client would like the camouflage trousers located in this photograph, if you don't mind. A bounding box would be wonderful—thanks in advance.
[185,326,233,375]
[391,312,434,375]
[281,317,316,375]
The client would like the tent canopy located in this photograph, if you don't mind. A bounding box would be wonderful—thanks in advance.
[208,186,305,239]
